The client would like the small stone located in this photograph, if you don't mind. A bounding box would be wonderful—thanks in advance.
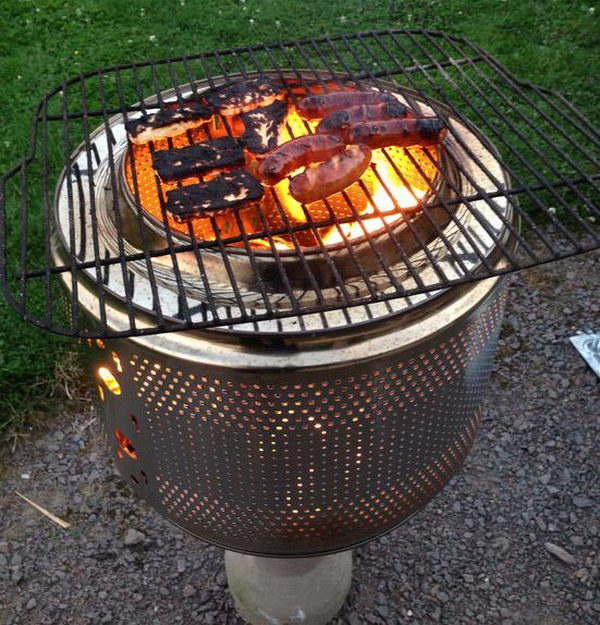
[11,567,23,583]
[437,591,450,603]
[26,598,37,610]
[183,584,195,598]
[376,604,389,618]
[431,606,442,621]
[493,536,510,551]
[540,472,551,485]
[570,536,584,546]
[215,570,227,587]
[463,574,475,583]
[123,529,145,546]
[176,557,186,573]
[98,590,108,600]
[544,542,576,566]
[100,612,113,623]
[0,542,9,554]
[573,496,594,509]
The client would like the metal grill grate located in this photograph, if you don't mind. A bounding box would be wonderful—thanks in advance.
[1,29,598,338]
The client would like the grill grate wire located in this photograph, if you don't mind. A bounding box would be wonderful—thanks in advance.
[0,29,598,338]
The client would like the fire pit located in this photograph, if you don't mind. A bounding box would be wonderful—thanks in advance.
[1,29,598,625]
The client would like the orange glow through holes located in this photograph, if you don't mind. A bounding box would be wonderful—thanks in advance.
[98,367,122,395]
[111,351,123,372]
[115,429,137,459]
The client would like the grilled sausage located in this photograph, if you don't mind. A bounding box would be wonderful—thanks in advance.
[257,134,345,185]
[316,101,410,135]
[296,90,397,120]
[344,118,448,149]
[289,144,372,205]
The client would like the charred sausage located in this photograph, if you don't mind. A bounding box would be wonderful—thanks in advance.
[289,144,372,205]
[257,134,345,185]
[316,101,409,135]
[343,118,448,149]
[296,90,397,120]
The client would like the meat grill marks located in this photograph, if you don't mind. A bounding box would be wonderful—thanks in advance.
[125,101,212,144]
[152,137,245,182]
[166,169,264,221]
[241,100,289,154]
[204,76,285,116]
[316,101,410,135]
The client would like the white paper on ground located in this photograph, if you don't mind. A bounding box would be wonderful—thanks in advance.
[570,333,600,378]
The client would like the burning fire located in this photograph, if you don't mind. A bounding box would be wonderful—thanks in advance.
[125,95,438,250]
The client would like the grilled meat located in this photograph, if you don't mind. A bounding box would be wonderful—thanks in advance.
[296,90,397,120]
[343,117,448,149]
[204,76,285,116]
[241,100,289,154]
[152,137,245,182]
[316,101,409,135]
[289,144,372,205]
[166,169,264,220]
[256,134,345,185]
[125,101,212,144]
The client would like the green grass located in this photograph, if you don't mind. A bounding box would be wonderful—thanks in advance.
[0,0,598,436]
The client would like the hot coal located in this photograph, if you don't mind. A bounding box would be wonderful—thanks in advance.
[166,169,264,220]
[203,76,284,116]
[125,101,212,144]
[152,137,245,182]
[241,100,289,154]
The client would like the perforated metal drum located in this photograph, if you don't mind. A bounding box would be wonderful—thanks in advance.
[88,275,507,556]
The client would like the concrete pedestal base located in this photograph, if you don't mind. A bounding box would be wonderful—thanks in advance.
[225,550,353,625]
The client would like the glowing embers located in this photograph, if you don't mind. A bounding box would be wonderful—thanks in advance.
[124,100,439,250]
[115,429,137,459]
[97,366,122,395]
[111,351,123,373]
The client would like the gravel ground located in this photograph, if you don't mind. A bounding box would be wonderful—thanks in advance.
[0,246,598,625]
